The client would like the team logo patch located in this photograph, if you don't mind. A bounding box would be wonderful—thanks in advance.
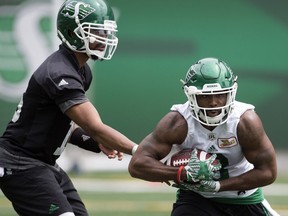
[58,79,69,87]
[208,133,216,141]
[218,137,237,148]
[49,204,59,214]
[81,134,90,141]
[61,1,95,20]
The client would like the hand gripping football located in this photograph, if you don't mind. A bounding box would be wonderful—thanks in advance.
[166,148,219,167]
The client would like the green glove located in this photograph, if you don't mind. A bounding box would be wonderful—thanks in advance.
[172,180,220,193]
[191,180,220,192]
[184,149,221,182]
[172,183,189,191]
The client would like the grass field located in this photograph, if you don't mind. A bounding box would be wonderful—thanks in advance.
[0,171,287,216]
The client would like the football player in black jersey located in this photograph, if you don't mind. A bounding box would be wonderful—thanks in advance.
[0,0,138,215]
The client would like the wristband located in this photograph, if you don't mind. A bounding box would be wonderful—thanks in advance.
[132,145,138,155]
[70,128,101,153]
[176,166,184,184]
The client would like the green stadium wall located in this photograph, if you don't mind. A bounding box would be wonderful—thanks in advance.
[0,0,287,149]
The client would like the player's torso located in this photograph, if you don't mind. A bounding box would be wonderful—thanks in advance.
[0,46,92,165]
[170,101,261,200]
[182,115,248,180]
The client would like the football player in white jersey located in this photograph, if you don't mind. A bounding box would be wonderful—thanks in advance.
[129,57,279,215]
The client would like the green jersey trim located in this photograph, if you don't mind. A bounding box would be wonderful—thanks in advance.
[211,188,264,204]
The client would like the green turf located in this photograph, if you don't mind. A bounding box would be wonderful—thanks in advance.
[0,171,287,216]
[1,191,287,216]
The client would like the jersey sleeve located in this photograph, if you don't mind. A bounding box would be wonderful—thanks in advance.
[31,48,93,113]
[35,63,91,112]
[58,95,89,113]
[44,72,86,105]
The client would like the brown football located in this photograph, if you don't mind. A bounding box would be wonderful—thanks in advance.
[167,148,219,167]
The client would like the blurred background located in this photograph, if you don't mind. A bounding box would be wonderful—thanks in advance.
[0,0,287,215]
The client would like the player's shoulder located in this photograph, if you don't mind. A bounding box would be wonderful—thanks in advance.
[171,101,189,111]
[234,101,255,110]
[158,111,186,128]
[154,110,188,144]
[237,103,263,136]
[170,101,191,121]
[232,101,255,117]
[34,48,82,85]
[49,47,79,78]
[239,108,260,125]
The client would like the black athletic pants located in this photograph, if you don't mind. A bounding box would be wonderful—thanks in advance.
[0,165,88,216]
[171,190,272,216]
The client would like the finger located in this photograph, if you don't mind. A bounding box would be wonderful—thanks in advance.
[207,153,217,163]
[117,152,123,161]
[191,148,198,156]
[211,160,222,170]
[108,154,116,159]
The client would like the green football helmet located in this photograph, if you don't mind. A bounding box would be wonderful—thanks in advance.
[181,58,238,126]
[57,0,118,60]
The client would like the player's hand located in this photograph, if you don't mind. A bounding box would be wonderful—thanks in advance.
[184,149,221,182]
[172,180,220,193]
[196,180,220,192]
[99,144,123,160]
[186,180,220,192]
[172,182,190,190]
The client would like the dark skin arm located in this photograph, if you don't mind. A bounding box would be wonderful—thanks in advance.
[128,111,188,182]
[65,101,137,155]
[129,108,277,191]
[218,110,277,192]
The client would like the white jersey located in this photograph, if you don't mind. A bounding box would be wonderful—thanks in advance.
[169,100,259,199]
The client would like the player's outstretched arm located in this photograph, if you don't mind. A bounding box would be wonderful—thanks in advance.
[68,124,124,159]
[65,101,137,155]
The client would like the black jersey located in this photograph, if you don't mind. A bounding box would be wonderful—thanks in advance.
[0,45,92,165]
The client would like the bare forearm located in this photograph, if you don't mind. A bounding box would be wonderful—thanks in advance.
[87,124,136,155]
[65,102,137,155]
[219,168,276,192]
[129,157,178,182]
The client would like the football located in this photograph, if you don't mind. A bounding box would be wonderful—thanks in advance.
[165,148,219,167]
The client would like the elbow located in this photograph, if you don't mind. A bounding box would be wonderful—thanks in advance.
[262,168,277,186]
[128,158,142,179]
[268,162,278,184]
[128,164,136,178]
[268,169,277,184]
[128,161,137,178]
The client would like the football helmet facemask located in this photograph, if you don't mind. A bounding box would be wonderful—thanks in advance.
[57,0,118,60]
[181,58,238,126]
